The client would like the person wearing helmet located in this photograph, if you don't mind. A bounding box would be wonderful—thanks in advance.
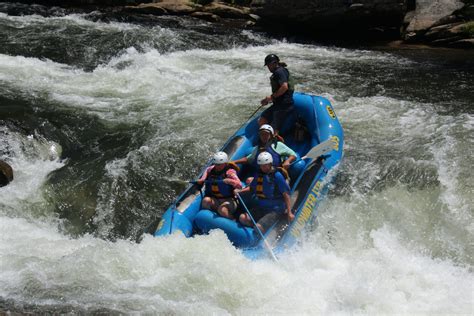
[234,151,294,233]
[232,124,296,173]
[197,151,242,219]
[259,54,295,136]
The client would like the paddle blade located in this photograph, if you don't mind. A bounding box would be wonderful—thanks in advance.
[302,138,337,160]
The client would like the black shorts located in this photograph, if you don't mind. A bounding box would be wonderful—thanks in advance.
[250,207,284,232]
[261,105,294,132]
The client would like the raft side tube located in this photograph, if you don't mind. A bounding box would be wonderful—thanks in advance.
[194,210,256,247]
[154,210,194,237]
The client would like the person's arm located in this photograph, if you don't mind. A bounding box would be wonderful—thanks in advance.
[234,175,256,196]
[233,146,256,165]
[235,186,250,195]
[232,157,248,165]
[282,155,296,170]
[197,166,212,185]
[275,172,293,221]
[274,142,297,169]
[223,169,242,189]
[261,83,288,105]
[271,82,289,100]
[282,192,294,222]
[262,68,290,105]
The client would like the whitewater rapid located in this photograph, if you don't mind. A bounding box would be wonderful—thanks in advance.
[1,9,473,314]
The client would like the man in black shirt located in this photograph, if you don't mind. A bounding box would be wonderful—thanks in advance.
[259,54,295,136]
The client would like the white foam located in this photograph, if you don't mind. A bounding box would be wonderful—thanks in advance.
[1,17,473,312]
[0,128,64,216]
[1,216,471,314]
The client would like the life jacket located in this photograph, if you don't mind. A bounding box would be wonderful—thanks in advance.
[251,140,282,170]
[204,162,240,199]
[270,67,294,93]
[255,167,289,200]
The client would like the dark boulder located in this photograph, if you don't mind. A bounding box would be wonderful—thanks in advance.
[402,0,473,48]
[0,160,14,187]
[249,0,409,40]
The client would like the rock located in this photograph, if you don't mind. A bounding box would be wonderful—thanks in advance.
[404,10,417,24]
[249,13,261,21]
[349,3,365,10]
[124,3,168,15]
[245,20,256,27]
[0,160,14,187]
[124,1,254,22]
[401,0,473,46]
[404,0,464,33]
[423,21,474,46]
[449,37,474,48]
[202,2,250,19]
[432,14,460,27]
[190,11,221,22]
[424,22,465,40]
[125,0,199,15]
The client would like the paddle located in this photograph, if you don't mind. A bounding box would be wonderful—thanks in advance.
[235,192,278,262]
[302,137,337,160]
[290,137,337,166]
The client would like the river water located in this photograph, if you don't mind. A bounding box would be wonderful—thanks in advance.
[0,3,473,314]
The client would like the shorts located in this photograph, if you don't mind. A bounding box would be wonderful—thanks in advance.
[209,196,238,213]
[261,104,294,132]
[250,204,285,232]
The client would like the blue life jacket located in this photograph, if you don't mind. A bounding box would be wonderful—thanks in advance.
[255,168,288,200]
[251,140,281,170]
[204,163,239,199]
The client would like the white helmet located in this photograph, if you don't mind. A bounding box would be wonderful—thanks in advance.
[257,151,273,165]
[259,124,274,135]
[213,151,228,164]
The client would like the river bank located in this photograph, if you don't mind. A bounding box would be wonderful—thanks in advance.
[2,0,473,48]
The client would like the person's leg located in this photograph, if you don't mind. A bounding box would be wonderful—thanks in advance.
[258,106,275,126]
[239,208,265,227]
[271,106,294,136]
[256,212,280,234]
[217,199,237,219]
[202,196,217,210]
[258,116,269,126]
[239,213,252,226]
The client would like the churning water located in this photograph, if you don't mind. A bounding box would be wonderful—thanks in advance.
[0,3,473,314]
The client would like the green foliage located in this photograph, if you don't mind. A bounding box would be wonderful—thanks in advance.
[461,21,474,37]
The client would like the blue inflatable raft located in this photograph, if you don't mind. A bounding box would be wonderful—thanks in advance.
[151,92,344,259]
